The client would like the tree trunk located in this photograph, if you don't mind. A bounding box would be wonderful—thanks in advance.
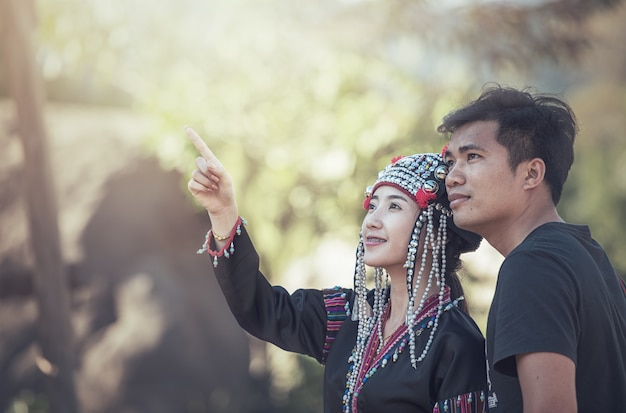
[0,1,78,411]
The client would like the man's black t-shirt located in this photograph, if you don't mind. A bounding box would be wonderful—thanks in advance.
[486,222,626,412]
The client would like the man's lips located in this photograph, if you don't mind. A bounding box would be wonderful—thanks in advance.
[447,193,469,208]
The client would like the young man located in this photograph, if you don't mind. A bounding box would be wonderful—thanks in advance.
[439,85,626,413]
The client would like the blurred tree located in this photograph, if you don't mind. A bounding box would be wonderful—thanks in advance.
[0,0,78,411]
[373,0,622,68]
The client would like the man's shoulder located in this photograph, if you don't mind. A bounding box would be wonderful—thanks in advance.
[507,222,589,258]
[531,221,590,241]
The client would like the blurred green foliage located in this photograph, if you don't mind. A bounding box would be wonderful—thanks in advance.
[30,0,626,278]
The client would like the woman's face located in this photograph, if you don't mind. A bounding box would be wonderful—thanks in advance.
[361,185,420,275]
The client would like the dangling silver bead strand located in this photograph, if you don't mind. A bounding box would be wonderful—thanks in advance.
[408,206,437,367]
[374,267,387,353]
[411,207,450,366]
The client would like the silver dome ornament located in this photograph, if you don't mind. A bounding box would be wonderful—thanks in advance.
[435,165,448,180]
[423,180,438,194]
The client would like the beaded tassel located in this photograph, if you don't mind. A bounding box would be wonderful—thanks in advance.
[409,207,448,367]
[345,236,377,412]
[373,268,388,354]
[407,205,445,368]
[351,237,368,322]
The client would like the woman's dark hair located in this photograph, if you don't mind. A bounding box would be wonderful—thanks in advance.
[443,229,471,313]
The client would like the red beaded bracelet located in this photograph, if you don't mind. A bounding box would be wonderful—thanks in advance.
[196,216,246,267]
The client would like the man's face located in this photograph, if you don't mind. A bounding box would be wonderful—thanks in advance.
[443,120,527,239]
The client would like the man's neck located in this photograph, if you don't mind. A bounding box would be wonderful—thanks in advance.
[486,206,563,257]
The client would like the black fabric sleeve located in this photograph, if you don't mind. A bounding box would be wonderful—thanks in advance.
[209,226,328,363]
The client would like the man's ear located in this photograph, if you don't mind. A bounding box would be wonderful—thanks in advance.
[522,158,546,190]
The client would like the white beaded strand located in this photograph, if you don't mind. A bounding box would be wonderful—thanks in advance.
[345,236,378,412]
[408,206,437,367]
[409,207,451,367]
[374,267,389,353]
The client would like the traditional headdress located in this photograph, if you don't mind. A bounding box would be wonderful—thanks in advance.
[363,152,481,254]
[344,152,481,409]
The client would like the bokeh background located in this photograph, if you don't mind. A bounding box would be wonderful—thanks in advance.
[1,0,625,412]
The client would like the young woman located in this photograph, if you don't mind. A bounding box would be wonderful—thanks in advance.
[186,127,488,413]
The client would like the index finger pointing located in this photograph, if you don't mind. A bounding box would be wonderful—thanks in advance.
[185,126,218,163]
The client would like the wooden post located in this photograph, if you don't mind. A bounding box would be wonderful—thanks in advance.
[0,0,78,411]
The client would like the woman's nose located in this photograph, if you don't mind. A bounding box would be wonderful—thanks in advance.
[363,210,382,229]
